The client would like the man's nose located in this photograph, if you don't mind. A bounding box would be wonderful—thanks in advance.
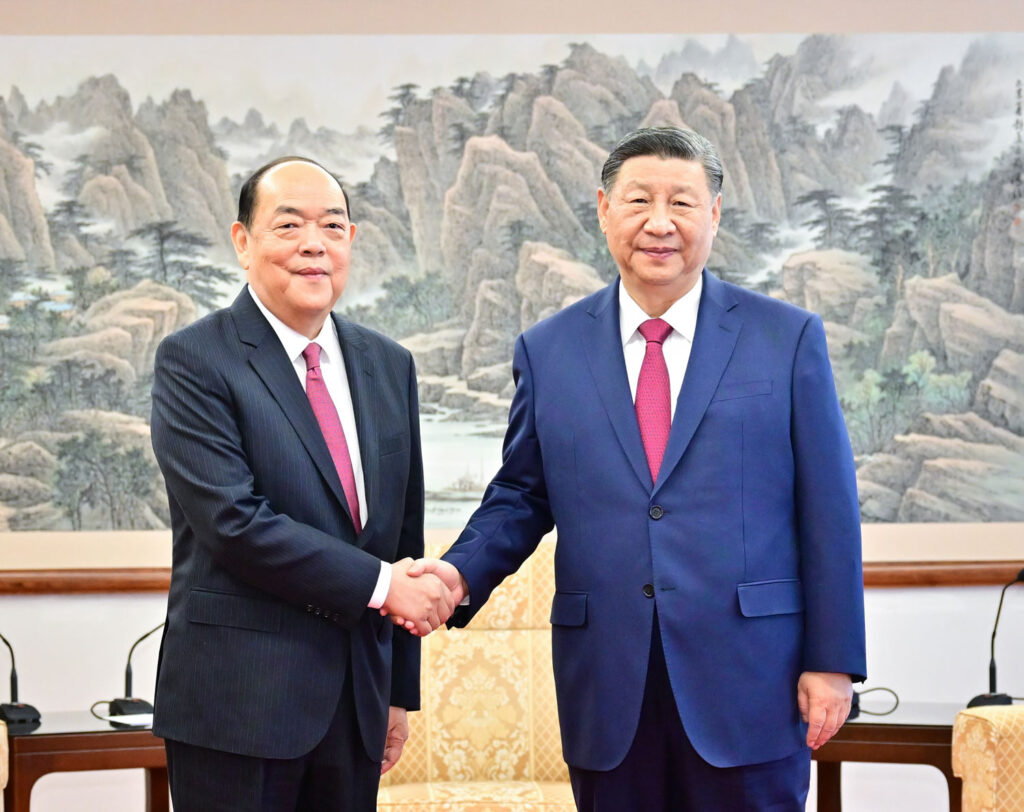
[644,203,676,235]
[298,224,326,255]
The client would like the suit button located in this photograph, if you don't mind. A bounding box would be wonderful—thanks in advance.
[649,505,664,519]
[306,605,314,613]
[643,584,655,598]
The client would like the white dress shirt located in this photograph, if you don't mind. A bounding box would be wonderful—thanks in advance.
[248,285,391,608]
[619,275,703,419]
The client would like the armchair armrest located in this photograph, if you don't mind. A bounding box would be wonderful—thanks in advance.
[952,705,1024,812]
[1,718,8,810]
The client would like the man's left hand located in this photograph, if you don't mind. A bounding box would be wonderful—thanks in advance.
[797,671,853,750]
[381,706,409,775]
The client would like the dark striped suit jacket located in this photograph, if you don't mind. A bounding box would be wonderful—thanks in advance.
[150,287,423,760]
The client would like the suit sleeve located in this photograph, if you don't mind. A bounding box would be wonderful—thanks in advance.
[390,354,424,710]
[791,315,867,682]
[444,334,555,625]
[151,331,382,628]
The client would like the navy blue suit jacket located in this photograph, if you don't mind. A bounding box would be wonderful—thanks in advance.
[150,288,423,761]
[444,271,866,770]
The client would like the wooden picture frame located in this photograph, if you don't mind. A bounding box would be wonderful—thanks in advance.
[1,1,1020,593]
[1,525,1021,593]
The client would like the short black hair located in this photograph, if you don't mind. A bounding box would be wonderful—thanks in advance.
[236,156,351,230]
[601,127,723,197]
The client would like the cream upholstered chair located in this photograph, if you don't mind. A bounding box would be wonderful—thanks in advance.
[952,705,1024,811]
[1,718,8,811]
[377,538,575,810]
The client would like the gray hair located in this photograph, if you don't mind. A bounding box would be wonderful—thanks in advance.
[601,127,723,197]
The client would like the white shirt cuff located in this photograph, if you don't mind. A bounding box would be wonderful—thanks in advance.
[368,560,392,610]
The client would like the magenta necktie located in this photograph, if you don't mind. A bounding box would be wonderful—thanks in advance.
[636,319,674,482]
[302,343,362,533]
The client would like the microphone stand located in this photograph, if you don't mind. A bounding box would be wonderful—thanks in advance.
[110,622,164,716]
[0,630,41,727]
[967,569,1024,708]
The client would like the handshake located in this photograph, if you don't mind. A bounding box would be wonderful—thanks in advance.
[379,558,467,636]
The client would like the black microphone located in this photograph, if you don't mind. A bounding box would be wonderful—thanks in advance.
[109,622,163,716]
[967,567,1024,708]
[0,629,41,726]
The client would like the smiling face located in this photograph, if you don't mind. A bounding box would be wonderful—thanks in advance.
[597,154,721,317]
[231,160,355,338]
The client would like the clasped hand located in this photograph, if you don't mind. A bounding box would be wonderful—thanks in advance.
[379,558,467,636]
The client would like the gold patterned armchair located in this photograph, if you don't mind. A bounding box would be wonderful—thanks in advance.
[378,538,575,810]
[952,705,1024,811]
[1,719,7,812]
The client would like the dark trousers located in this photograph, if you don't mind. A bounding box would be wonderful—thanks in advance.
[165,669,379,812]
[569,616,810,812]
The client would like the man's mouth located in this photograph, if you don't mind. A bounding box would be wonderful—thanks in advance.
[641,247,676,258]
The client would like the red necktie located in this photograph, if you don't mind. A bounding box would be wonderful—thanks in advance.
[636,318,674,482]
[302,342,362,533]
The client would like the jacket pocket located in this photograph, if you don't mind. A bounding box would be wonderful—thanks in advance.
[712,379,772,402]
[549,591,588,627]
[186,589,283,632]
[737,579,804,617]
[379,432,408,456]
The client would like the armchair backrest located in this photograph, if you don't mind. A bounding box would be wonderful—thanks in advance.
[380,537,567,785]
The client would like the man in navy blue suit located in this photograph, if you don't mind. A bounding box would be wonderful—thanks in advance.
[405,128,867,810]
[151,157,454,811]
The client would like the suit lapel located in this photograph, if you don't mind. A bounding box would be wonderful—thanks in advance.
[583,281,653,490]
[230,290,353,523]
[334,314,380,540]
[654,270,741,496]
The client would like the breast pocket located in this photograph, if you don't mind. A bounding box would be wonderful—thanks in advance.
[379,432,408,456]
[712,379,773,402]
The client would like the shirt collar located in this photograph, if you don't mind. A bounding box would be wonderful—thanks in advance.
[247,284,342,365]
[618,274,703,348]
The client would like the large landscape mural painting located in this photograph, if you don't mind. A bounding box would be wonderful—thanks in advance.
[0,33,1021,533]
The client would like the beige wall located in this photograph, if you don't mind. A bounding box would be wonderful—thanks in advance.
[2,0,1023,34]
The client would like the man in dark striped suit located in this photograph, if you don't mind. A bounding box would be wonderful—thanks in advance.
[150,157,453,811]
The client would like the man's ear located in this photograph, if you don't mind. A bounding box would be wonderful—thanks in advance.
[597,187,609,233]
[230,221,250,269]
